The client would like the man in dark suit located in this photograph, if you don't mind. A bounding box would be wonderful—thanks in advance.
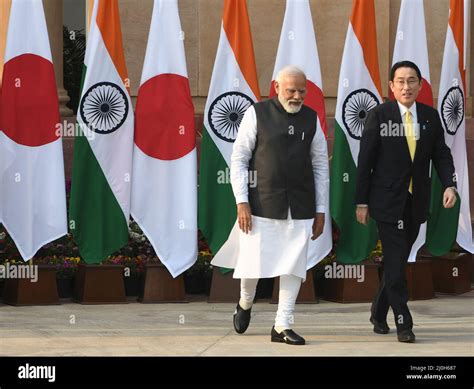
[355,60,457,343]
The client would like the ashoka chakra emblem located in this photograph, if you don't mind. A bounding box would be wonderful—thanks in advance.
[80,82,129,134]
[441,86,464,135]
[342,88,380,140]
[208,91,254,143]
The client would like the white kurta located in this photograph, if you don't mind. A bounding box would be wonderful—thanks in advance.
[211,105,329,281]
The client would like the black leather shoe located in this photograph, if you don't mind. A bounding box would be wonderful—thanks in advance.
[271,326,305,345]
[233,303,251,334]
[370,316,390,334]
[398,329,416,343]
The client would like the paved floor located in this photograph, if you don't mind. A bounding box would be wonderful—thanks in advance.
[0,291,472,356]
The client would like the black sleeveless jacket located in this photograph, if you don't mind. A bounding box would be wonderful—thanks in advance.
[248,97,317,219]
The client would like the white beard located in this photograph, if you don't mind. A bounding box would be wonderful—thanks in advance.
[278,95,303,113]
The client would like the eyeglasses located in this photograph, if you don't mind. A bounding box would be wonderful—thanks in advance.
[393,79,419,88]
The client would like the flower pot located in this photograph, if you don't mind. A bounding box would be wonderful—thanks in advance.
[138,262,187,303]
[184,273,211,295]
[271,271,318,303]
[429,252,471,295]
[56,277,74,299]
[73,263,127,304]
[123,274,140,296]
[208,268,240,303]
[406,259,435,300]
[313,265,326,299]
[323,261,380,303]
[255,278,274,300]
[2,264,59,306]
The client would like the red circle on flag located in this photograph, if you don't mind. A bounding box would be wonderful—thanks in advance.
[1,54,60,146]
[134,74,195,160]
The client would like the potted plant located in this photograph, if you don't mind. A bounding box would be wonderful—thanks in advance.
[33,255,80,298]
[55,257,80,298]
[322,234,382,303]
[184,251,213,295]
[105,255,147,296]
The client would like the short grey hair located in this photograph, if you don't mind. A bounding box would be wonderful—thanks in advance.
[276,65,306,83]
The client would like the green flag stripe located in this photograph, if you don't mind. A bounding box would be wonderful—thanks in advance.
[330,121,378,263]
[69,134,129,263]
[426,169,460,255]
[198,128,236,255]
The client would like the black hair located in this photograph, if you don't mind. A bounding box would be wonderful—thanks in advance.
[390,60,422,81]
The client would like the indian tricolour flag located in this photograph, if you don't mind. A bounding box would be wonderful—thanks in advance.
[0,0,67,260]
[69,0,134,263]
[131,0,197,277]
[391,0,433,262]
[269,0,331,267]
[330,0,381,263]
[198,0,261,257]
[427,0,473,254]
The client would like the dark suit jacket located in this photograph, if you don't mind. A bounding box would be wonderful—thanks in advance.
[355,100,455,224]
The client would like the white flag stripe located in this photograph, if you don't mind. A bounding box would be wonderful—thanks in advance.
[0,133,67,260]
[131,148,197,277]
[4,0,52,63]
[139,0,188,85]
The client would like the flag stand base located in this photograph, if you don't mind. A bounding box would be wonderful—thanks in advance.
[208,268,240,303]
[271,271,318,304]
[406,259,435,300]
[2,264,59,306]
[323,261,380,303]
[420,252,471,295]
[138,262,187,303]
[73,263,127,304]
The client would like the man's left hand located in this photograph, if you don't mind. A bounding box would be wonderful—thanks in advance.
[443,187,457,209]
[311,213,325,240]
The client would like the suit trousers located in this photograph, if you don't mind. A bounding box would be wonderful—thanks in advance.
[372,193,421,332]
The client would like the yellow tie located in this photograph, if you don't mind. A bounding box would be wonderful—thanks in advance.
[405,111,416,193]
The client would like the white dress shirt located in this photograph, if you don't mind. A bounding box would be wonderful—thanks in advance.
[398,101,418,136]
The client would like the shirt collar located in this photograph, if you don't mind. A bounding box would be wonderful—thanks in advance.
[397,101,417,118]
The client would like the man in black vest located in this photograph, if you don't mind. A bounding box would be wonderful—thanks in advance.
[215,65,329,345]
[356,61,457,343]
